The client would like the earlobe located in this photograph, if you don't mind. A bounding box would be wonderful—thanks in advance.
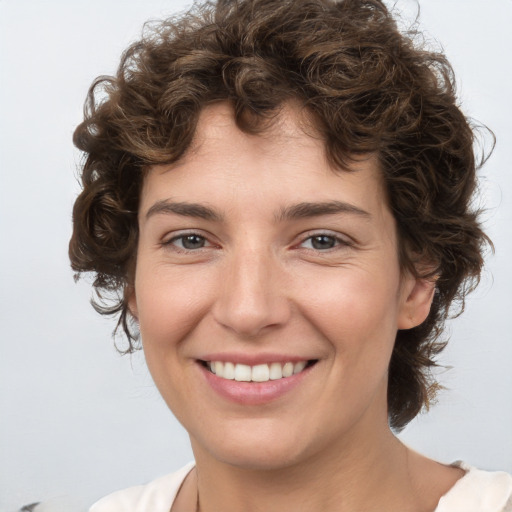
[126,285,139,320]
[397,276,437,330]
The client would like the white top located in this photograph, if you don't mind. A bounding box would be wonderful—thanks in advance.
[89,461,512,512]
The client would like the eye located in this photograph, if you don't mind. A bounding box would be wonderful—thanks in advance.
[300,234,348,251]
[166,233,209,250]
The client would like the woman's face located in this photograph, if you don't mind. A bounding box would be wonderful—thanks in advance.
[130,102,433,469]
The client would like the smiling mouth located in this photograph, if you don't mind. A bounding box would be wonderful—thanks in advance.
[200,360,317,382]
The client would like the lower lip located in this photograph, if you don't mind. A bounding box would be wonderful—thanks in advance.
[199,363,313,405]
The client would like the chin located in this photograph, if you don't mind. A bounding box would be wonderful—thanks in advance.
[211,444,308,472]
[190,417,327,472]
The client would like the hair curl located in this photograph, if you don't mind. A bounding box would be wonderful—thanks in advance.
[70,0,492,430]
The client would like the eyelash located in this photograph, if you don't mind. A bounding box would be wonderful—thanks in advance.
[162,232,212,252]
[298,233,351,251]
[162,231,351,253]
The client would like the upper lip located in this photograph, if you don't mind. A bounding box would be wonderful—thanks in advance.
[197,352,317,366]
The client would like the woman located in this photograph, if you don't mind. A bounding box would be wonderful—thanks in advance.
[69,0,512,510]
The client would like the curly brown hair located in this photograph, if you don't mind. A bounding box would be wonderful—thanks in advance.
[69,0,491,430]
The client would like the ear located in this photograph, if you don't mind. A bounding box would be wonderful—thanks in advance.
[397,275,437,330]
[125,285,139,321]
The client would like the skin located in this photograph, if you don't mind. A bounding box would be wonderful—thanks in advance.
[129,102,464,512]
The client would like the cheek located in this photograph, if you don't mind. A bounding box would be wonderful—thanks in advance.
[303,269,401,416]
[134,262,214,352]
[300,265,401,332]
[133,264,215,416]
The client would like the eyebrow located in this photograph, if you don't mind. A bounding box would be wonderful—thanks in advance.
[145,199,370,223]
[277,201,371,221]
[145,200,223,222]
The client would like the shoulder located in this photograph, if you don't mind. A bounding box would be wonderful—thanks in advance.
[89,462,195,512]
[436,462,512,512]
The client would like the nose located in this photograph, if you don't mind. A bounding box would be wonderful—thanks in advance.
[212,247,291,338]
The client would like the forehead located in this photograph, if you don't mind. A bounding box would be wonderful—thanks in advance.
[140,101,389,222]
[190,101,320,152]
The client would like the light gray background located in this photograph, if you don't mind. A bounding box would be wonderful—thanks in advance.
[1,0,511,510]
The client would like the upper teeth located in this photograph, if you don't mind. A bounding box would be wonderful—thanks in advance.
[207,361,308,382]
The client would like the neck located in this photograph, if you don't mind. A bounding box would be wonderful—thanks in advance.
[191,424,426,512]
